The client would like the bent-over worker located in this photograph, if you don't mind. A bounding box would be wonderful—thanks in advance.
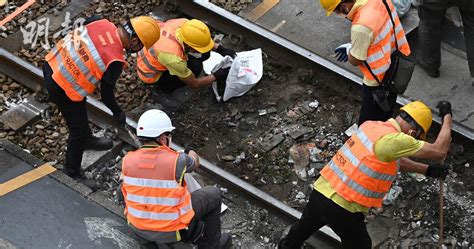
[278,100,452,249]
[43,16,161,181]
[136,18,236,110]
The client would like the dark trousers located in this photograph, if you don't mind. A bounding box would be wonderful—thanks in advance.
[418,4,474,77]
[186,186,222,249]
[154,52,210,93]
[132,186,222,248]
[284,190,371,249]
[358,84,397,125]
[43,63,91,176]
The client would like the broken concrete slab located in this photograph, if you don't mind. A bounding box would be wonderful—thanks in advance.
[287,125,314,139]
[0,96,49,131]
[81,141,123,171]
[260,133,285,152]
[367,217,394,247]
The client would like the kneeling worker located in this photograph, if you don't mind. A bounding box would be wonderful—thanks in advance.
[121,109,232,248]
[136,18,236,110]
[279,101,452,249]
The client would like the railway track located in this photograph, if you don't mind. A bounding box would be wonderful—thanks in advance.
[0,48,339,248]
[173,0,473,141]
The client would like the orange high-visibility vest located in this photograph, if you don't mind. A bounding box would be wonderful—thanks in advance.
[352,0,411,83]
[320,120,400,207]
[45,19,126,102]
[121,145,194,232]
[136,18,188,84]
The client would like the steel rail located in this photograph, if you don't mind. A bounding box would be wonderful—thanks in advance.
[0,48,340,245]
[173,0,473,141]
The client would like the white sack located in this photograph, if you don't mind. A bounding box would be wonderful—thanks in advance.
[203,49,263,102]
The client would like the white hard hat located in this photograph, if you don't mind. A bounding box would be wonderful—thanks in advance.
[136,109,175,138]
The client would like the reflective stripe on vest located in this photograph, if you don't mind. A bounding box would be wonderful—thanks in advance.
[320,121,399,207]
[137,18,187,84]
[124,176,179,189]
[122,146,194,233]
[353,0,411,82]
[45,19,124,101]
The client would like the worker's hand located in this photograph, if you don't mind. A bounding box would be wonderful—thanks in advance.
[334,43,352,62]
[213,67,230,83]
[436,100,452,118]
[113,110,127,128]
[215,45,237,58]
[426,163,449,178]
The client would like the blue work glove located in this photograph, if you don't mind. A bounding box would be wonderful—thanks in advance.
[334,43,352,63]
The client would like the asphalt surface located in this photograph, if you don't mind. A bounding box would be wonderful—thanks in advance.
[0,140,139,249]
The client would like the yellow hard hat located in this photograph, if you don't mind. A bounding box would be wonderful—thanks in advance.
[130,16,161,49]
[177,19,214,53]
[400,101,432,138]
[320,0,341,16]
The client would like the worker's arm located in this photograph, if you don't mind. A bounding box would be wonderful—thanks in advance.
[101,61,126,127]
[348,53,363,66]
[159,52,217,88]
[349,24,373,66]
[187,150,200,169]
[412,114,452,162]
[399,157,428,174]
[175,151,200,184]
[100,61,124,115]
[179,73,217,88]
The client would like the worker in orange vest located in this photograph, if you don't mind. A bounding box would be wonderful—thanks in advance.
[320,0,411,125]
[278,101,452,248]
[136,18,236,111]
[121,109,232,248]
[43,16,161,182]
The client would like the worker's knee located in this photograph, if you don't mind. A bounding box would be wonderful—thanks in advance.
[200,185,222,207]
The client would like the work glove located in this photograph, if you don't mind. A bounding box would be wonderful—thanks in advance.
[213,67,230,83]
[436,100,452,118]
[113,110,127,128]
[215,45,237,59]
[425,163,449,178]
[334,43,352,63]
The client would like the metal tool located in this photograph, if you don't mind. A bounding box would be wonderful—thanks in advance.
[125,126,141,148]
[438,177,445,248]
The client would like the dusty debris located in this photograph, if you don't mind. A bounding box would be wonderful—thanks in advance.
[289,143,311,181]
[210,0,253,14]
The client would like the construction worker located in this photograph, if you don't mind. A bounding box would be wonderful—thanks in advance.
[136,18,236,110]
[278,100,452,249]
[121,109,232,248]
[417,0,474,86]
[43,16,161,181]
[321,0,411,125]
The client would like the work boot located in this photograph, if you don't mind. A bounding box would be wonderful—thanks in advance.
[84,136,113,151]
[417,58,440,78]
[78,177,98,191]
[277,237,292,249]
[62,168,80,178]
[219,233,232,249]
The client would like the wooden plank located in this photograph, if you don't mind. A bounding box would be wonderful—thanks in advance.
[0,163,57,196]
[243,0,280,22]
